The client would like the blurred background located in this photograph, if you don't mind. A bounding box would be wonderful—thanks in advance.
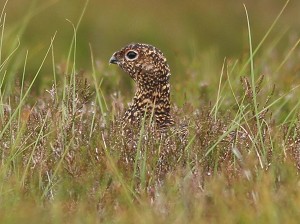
[2,0,300,100]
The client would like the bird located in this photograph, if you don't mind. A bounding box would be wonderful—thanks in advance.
[109,43,175,130]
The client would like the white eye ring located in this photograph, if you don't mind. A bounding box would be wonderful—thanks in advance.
[125,50,138,61]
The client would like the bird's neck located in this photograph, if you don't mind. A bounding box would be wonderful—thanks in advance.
[134,78,171,110]
[124,74,174,128]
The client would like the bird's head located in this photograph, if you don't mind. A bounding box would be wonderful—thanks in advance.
[109,43,170,86]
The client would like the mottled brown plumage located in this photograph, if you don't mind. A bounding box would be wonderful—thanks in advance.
[109,43,174,129]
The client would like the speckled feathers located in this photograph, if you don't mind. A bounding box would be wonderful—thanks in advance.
[110,43,174,129]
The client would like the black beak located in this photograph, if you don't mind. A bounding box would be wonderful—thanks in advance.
[109,55,118,64]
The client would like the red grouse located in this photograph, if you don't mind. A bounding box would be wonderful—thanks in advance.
[109,43,175,130]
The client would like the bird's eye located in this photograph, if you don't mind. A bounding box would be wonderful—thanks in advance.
[125,50,138,60]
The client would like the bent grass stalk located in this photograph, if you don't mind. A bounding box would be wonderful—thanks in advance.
[0,33,56,140]
[240,0,290,75]
[244,4,267,167]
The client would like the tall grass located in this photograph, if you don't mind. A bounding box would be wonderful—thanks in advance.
[1,0,300,223]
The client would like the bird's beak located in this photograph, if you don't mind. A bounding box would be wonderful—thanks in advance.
[109,55,118,64]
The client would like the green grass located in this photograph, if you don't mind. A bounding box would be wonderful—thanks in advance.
[1,0,300,223]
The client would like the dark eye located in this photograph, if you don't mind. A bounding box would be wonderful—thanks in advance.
[125,51,138,60]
